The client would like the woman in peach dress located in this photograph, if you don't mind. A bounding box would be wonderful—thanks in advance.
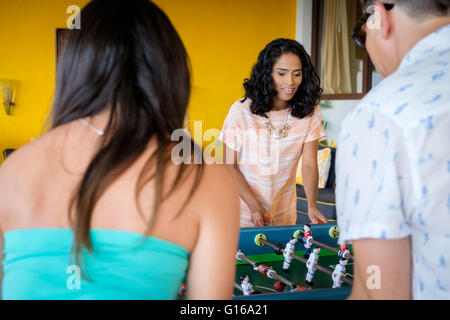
[220,39,328,227]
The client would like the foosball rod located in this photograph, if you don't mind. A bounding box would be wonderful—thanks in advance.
[236,251,297,288]
[232,282,243,298]
[258,238,353,286]
[298,231,354,260]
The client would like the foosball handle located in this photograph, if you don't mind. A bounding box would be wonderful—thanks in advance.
[254,233,267,247]
[274,243,284,255]
[293,230,304,243]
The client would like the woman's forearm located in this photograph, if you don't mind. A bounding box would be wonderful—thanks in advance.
[227,164,260,212]
[302,163,319,208]
[223,144,261,213]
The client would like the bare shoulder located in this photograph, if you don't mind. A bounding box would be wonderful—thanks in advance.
[0,128,59,180]
[198,163,237,195]
[192,163,239,216]
[0,128,61,227]
[0,139,43,186]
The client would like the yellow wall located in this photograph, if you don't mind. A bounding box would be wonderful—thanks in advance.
[0,0,296,164]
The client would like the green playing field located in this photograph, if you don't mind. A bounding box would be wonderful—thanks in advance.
[234,250,353,296]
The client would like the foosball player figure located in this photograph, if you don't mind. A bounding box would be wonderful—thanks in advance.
[240,274,255,296]
[283,237,297,273]
[332,258,348,288]
[289,284,308,292]
[338,242,351,260]
[266,267,278,280]
[305,247,320,286]
[303,224,313,259]
[254,264,277,280]
[178,284,187,296]
[253,263,269,276]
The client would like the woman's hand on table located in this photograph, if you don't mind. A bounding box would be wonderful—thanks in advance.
[250,203,273,227]
[307,206,328,224]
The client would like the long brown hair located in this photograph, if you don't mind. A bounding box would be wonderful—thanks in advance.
[51,0,203,269]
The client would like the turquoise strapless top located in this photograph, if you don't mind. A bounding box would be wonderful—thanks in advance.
[2,229,190,300]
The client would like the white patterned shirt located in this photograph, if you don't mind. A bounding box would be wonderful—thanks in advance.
[336,24,450,299]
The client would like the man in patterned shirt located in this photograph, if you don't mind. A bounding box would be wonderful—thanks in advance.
[336,0,450,299]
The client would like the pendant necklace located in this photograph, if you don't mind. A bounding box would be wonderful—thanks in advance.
[264,113,291,139]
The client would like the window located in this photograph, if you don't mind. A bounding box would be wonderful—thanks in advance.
[311,0,376,100]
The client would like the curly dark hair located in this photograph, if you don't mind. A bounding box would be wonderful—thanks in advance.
[242,38,322,119]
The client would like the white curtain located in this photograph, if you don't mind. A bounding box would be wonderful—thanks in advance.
[321,0,358,94]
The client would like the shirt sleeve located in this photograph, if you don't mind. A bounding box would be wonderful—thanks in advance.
[335,106,413,244]
[305,105,327,143]
[219,103,244,152]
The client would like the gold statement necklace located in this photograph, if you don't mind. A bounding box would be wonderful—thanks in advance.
[264,113,291,139]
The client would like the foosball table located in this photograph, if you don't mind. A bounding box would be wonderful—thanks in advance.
[233,223,353,300]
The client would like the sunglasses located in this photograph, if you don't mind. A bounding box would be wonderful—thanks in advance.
[351,3,395,51]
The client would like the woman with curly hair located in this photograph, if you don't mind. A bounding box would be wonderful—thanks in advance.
[220,38,328,227]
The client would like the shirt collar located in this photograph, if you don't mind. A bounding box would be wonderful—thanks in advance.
[399,24,450,70]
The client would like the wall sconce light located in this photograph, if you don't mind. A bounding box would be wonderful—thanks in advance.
[0,79,18,115]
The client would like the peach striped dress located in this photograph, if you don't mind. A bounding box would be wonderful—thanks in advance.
[219,98,326,227]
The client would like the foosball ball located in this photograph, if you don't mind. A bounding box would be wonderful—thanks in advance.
[232,223,353,300]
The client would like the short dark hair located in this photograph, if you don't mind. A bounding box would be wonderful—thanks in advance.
[242,38,322,119]
[361,0,450,18]
[240,274,248,281]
